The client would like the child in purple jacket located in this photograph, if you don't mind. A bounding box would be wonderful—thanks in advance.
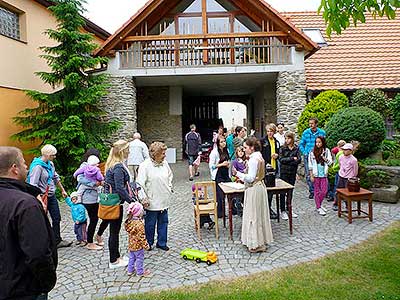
[73,155,104,183]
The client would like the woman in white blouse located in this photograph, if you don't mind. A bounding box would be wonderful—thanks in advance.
[232,137,273,253]
[137,142,173,251]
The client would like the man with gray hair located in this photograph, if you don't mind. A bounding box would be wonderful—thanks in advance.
[128,132,150,181]
[27,144,72,248]
[0,146,57,299]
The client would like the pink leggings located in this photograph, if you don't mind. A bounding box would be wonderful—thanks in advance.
[314,177,328,209]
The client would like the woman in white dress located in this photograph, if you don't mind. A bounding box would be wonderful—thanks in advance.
[232,137,273,253]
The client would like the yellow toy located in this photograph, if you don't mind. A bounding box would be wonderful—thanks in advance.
[180,248,218,265]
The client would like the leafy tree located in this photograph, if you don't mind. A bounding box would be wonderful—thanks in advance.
[297,90,349,137]
[319,0,400,36]
[351,88,390,118]
[389,94,400,132]
[13,0,118,188]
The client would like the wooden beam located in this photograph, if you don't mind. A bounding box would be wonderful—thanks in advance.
[123,31,288,42]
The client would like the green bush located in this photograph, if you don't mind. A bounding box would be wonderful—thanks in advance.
[325,107,386,157]
[360,158,384,166]
[297,90,349,137]
[389,93,400,132]
[387,159,400,166]
[381,139,400,160]
[365,170,391,188]
[351,89,390,118]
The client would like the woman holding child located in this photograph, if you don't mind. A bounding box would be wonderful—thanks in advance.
[73,148,107,250]
[232,137,273,253]
[137,142,173,251]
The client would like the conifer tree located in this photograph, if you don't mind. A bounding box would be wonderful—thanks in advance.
[13,0,118,186]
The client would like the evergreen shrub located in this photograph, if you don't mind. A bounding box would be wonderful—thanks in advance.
[351,88,390,117]
[325,107,386,157]
[297,90,349,137]
[390,94,400,132]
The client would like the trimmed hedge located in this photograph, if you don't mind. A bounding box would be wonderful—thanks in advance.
[390,94,400,132]
[297,90,349,137]
[325,107,386,157]
[351,88,390,118]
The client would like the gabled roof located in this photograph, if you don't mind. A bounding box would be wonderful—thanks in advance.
[285,11,400,91]
[95,0,318,56]
[34,0,111,41]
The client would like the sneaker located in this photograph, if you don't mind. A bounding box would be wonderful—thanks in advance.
[57,240,72,248]
[281,211,289,220]
[308,193,314,199]
[127,271,135,276]
[207,221,215,230]
[332,204,338,211]
[156,244,170,251]
[317,208,326,216]
[109,258,128,269]
[121,255,129,262]
[195,172,200,177]
[320,206,327,212]
[292,212,298,218]
[189,177,193,181]
[137,270,151,277]
[327,196,334,202]
[75,240,82,246]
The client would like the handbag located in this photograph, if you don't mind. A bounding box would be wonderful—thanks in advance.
[98,184,121,220]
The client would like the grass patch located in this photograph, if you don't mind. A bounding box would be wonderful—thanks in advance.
[109,222,400,300]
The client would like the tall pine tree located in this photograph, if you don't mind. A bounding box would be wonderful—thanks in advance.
[13,0,118,187]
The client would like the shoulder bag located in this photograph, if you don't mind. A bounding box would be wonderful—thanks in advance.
[98,183,121,220]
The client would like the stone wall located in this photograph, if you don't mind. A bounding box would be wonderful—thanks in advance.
[101,76,137,143]
[137,86,183,160]
[276,70,307,134]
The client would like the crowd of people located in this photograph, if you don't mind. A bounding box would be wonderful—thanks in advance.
[0,117,360,299]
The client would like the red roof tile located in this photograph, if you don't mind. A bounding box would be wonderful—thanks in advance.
[284,11,400,91]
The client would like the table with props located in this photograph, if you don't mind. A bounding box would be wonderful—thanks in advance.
[219,178,295,240]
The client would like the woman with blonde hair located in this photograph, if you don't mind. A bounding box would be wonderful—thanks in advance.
[137,142,173,251]
[104,140,134,268]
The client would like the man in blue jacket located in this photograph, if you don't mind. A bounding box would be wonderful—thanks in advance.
[0,146,57,300]
[299,117,326,199]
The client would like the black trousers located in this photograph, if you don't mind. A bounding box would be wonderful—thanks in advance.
[279,172,296,212]
[108,205,123,263]
[83,203,108,243]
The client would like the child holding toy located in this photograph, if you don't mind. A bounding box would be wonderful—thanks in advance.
[65,192,87,245]
[124,202,150,276]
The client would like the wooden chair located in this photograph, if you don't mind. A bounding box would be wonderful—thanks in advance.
[193,181,219,240]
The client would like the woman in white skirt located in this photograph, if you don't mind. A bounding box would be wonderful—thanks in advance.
[232,137,273,253]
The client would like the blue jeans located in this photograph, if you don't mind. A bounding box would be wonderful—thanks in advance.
[47,195,61,244]
[74,221,87,242]
[329,173,339,200]
[303,154,314,195]
[145,210,168,248]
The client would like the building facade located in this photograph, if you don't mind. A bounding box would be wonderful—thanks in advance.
[96,0,318,159]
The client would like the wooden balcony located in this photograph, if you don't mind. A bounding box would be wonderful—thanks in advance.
[118,32,292,69]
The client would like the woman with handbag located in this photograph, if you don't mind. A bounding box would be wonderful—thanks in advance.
[103,140,134,268]
[137,142,173,251]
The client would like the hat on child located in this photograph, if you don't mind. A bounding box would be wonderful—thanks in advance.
[342,143,353,150]
[127,202,143,217]
[337,140,346,148]
[70,192,80,199]
[87,155,100,166]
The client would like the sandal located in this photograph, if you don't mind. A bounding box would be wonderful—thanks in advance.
[95,235,104,246]
[137,270,151,277]
[85,243,103,250]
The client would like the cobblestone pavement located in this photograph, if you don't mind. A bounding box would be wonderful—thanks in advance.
[51,162,400,299]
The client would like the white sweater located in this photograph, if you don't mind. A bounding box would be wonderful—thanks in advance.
[136,158,173,211]
[208,148,220,180]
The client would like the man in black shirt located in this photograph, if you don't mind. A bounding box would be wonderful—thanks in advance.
[184,124,202,181]
[0,146,57,300]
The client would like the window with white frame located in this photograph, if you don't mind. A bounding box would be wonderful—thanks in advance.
[0,6,20,40]
[302,28,327,46]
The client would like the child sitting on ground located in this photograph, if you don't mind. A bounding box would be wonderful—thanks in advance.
[65,192,87,245]
[73,155,104,199]
[192,184,215,230]
[124,202,150,277]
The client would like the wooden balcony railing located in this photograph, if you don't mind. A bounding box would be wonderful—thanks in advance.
[118,32,292,69]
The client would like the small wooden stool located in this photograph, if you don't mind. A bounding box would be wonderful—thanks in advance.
[337,188,373,224]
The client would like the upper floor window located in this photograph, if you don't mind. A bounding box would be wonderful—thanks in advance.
[0,6,20,40]
[302,28,327,46]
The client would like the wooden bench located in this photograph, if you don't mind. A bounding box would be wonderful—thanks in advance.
[336,188,373,224]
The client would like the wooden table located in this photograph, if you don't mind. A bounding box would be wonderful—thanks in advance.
[219,178,295,240]
[337,188,373,224]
